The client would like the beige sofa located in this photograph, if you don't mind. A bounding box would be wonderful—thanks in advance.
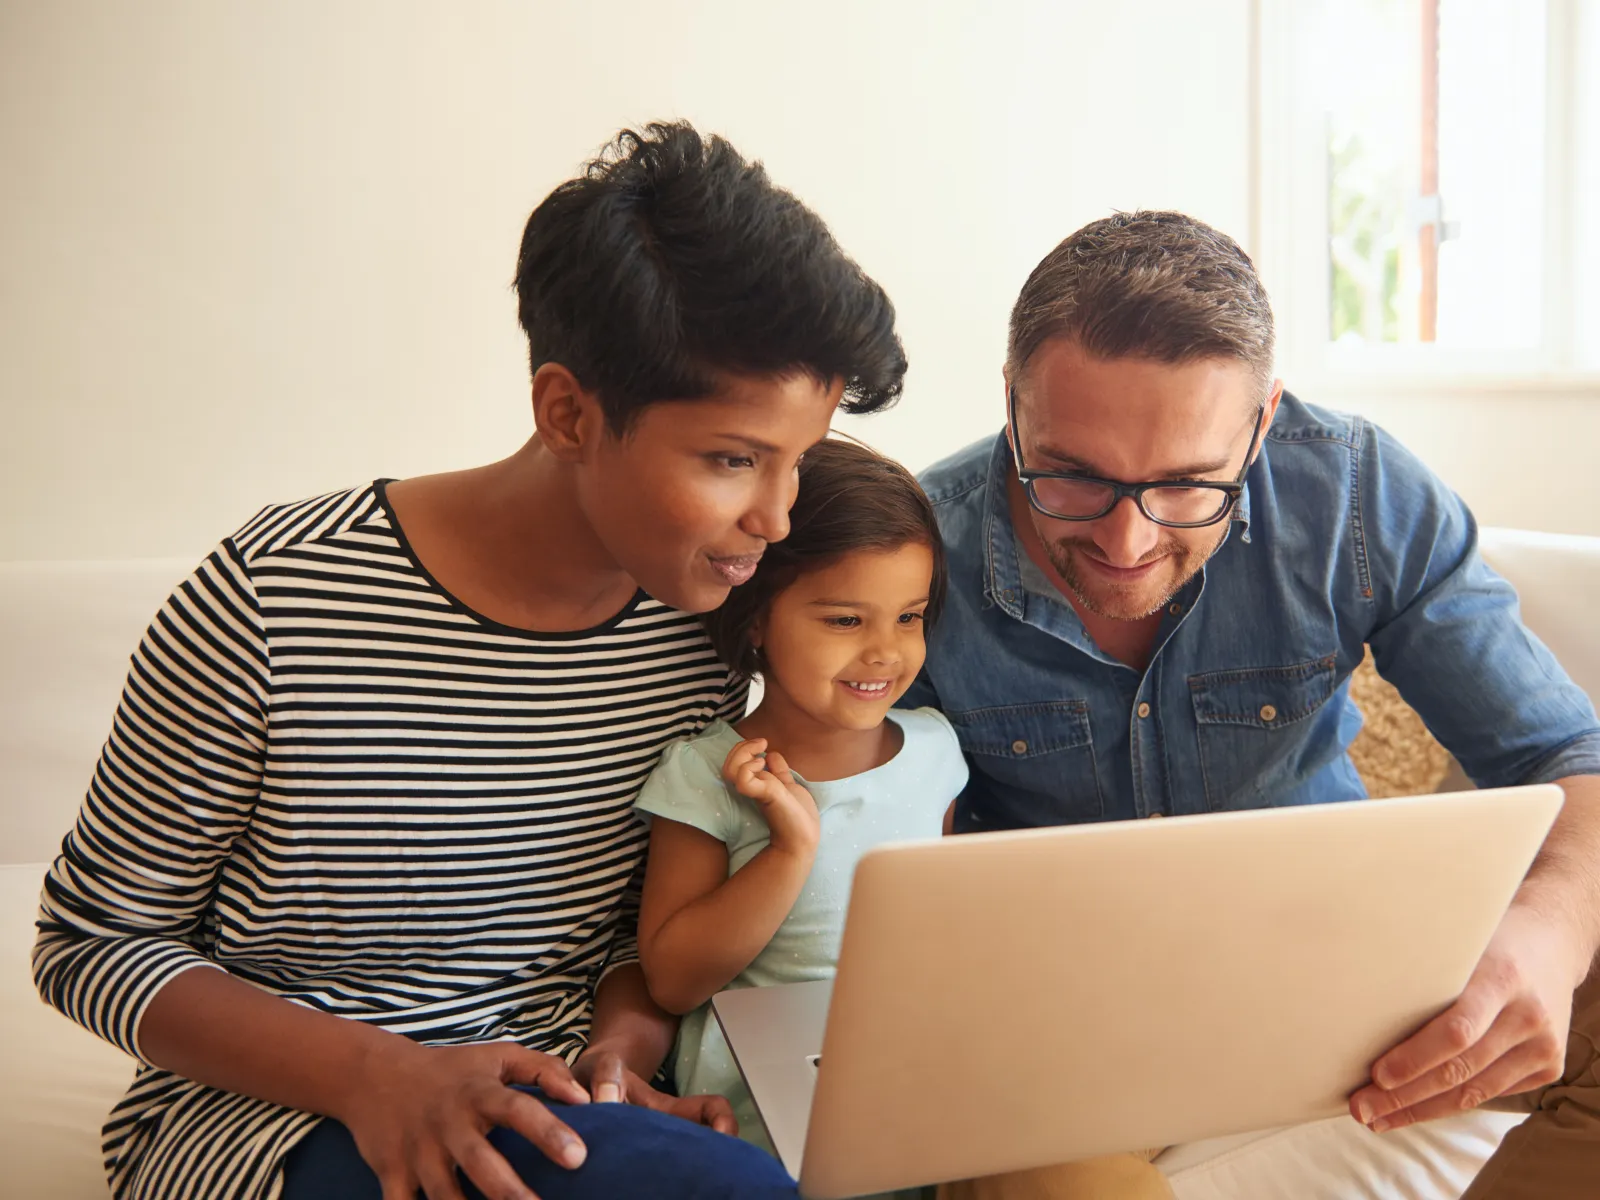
[5,530,1597,1199]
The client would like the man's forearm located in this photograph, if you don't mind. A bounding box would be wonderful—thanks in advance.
[583,963,678,1079]
[1516,774,1600,981]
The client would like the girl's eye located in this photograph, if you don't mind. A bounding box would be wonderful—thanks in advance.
[824,615,861,629]
[712,453,756,470]
[898,611,926,625]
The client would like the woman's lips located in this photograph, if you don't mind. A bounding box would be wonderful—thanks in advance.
[708,554,762,587]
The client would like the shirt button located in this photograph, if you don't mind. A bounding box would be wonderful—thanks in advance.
[1011,739,1028,755]
[1259,704,1278,722]
[1002,588,1016,603]
[1136,702,1151,718]
[1168,603,1182,616]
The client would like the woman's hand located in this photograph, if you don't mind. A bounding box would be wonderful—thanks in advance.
[574,1044,738,1135]
[340,1038,592,1200]
[724,738,820,855]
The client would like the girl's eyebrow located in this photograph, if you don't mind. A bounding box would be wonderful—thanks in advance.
[806,595,931,608]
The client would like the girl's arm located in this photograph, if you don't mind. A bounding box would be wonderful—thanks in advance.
[637,740,819,1013]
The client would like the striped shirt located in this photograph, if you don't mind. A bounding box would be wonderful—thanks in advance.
[32,483,744,1200]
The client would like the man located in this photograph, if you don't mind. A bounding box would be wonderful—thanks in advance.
[905,211,1600,1198]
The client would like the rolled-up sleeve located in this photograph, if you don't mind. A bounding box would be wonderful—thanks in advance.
[1359,424,1600,789]
[31,540,268,1061]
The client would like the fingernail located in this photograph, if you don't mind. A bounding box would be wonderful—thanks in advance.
[596,1082,621,1103]
[1354,1099,1373,1124]
[560,1138,587,1169]
[1371,1118,1390,1133]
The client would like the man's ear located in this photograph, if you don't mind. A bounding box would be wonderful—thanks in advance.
[1251,378,1286,466]
[532,362,603,463]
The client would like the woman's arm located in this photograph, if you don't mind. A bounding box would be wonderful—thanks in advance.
[638,739,820,1013]
[140,967,593,1200]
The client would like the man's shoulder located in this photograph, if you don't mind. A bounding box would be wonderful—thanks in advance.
[1265,391,1364,451]
[917,434,999,508]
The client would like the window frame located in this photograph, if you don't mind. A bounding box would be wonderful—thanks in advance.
[1250,0,1600,393]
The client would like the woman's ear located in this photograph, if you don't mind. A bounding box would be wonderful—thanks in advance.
[531,363,602,463]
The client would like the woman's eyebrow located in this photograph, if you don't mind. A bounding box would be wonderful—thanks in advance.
[714,433,781,454]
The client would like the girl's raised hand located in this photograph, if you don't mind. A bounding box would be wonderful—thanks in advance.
[723,738,820,854]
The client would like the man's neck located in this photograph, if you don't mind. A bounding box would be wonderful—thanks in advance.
[1006,472,1163,672]
[385,440,638,633]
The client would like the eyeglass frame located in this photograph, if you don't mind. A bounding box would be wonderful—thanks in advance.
[1006,386,1266,530]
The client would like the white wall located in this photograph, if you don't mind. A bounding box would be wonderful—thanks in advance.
[0,0,1250,562]
[2,1,1590,566]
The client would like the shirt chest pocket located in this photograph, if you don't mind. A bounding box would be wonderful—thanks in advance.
[1188,655,1338,811]
[946,700,1104,824]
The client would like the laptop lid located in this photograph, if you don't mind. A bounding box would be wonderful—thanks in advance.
[794,785,1562,1198]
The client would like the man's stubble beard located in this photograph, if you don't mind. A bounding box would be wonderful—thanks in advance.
[1042,526,1229,621]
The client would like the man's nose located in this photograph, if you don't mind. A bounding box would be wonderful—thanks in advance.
[1092,496,1161,566]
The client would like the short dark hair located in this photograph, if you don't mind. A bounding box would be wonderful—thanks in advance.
[515,122,907,432]
[1007,210,1275,396]
[702,438,947,681]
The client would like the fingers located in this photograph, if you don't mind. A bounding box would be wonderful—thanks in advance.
[416,1152,472,1200]
[378,1167,422,1200]
[695,1092,739,1136]
[633,1085,741,1136]
[585,1049,627,1105]
[503,1046,589,1107]
[763,749,796,784]
[490,1086,588,1172]
[445,1132,536,1200]
[722,739,769,786]
[1365,1038,1557,1131]
[1369,971,1509,1092]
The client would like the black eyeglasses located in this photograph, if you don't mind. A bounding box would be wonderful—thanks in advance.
[1007,387,1265,529]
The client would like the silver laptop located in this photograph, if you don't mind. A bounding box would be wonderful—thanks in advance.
[711,785,1563,1199]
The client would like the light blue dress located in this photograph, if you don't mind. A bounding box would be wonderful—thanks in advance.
[634,706,968,1159]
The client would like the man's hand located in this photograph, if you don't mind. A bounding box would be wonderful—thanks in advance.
[1350,904,1582,1133]
[341,1039,591,1200]
[573,1044,738,1135]
[724,738,820,854]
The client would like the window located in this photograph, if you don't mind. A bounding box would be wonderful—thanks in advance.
[1255,0,1598,381]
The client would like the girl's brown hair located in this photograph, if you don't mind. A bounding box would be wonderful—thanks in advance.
[701,438,947,681]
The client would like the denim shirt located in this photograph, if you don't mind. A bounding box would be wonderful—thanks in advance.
[902,391,1600,832]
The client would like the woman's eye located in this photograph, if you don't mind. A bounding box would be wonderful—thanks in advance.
[712,453,756,470]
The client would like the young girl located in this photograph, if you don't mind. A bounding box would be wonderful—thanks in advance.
[635,438,1178,1200]
[634,437,965,1155]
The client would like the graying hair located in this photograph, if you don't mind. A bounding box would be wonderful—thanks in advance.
[1007,210,1275,396]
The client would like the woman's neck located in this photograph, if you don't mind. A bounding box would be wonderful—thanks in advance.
[736,688,903,783]
[385,439,638,633]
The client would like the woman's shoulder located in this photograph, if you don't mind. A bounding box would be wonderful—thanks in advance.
[229,482,389,563]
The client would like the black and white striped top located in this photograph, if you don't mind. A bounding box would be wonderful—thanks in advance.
[32,483,743,1200]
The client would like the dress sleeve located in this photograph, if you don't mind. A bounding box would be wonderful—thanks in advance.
[633,736,740,844]
[919,706,970,810]
[30,540,269,1062]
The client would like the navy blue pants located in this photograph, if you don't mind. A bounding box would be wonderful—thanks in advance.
[280,1089,798,1200]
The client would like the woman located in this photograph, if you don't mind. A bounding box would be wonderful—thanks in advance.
[32,121,906,1200]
